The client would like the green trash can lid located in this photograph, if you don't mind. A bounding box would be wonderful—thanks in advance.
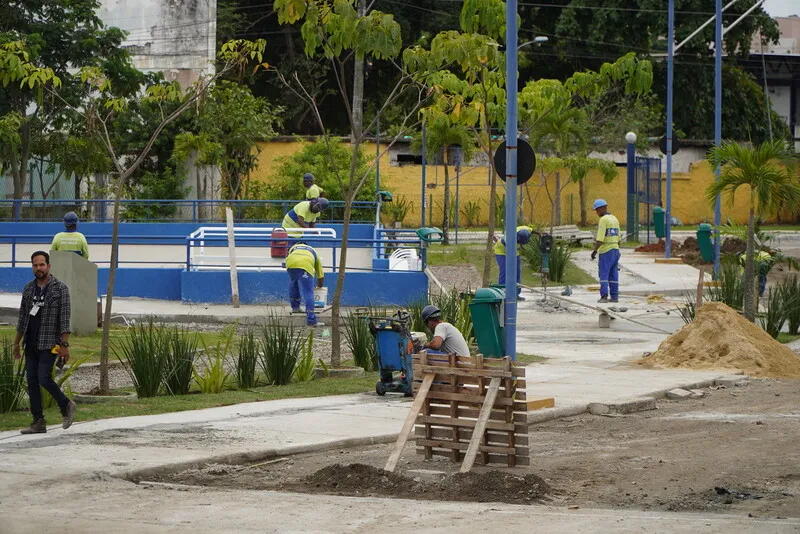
[653,206,665,213]
[471,287,505,303]
[698,223,713,232]
[416,227,444,243]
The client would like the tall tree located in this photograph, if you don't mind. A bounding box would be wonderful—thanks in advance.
[275,0,426,367]
[0,0,139,204]
[706,140,800,322]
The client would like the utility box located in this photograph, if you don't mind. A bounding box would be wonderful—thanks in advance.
[469,286,505,358]
[697,223,714,262]
[48,249,98,335]
[653,206,666,239]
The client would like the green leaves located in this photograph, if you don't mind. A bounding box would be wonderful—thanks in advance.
[0,41,61,89]
[275,0,402,61]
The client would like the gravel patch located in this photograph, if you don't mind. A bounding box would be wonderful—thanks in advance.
[430,265,483,292]
[66,362,133,394]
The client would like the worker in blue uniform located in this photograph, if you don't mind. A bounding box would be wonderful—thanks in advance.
[285,243,324,326]
[590,199,621,303]
[494,226,533,300]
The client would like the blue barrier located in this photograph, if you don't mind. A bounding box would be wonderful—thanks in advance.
[0,221,429,306]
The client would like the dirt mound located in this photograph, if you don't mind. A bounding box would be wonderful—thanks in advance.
[639,302,800,378]
[305,463,549,504]
[721,237,747,255]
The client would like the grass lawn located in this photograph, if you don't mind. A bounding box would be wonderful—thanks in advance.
[515,353,547,364]
[0,325,232,365]
[426,244,596,287]
[778,333,800,344]
[0,373,380,431]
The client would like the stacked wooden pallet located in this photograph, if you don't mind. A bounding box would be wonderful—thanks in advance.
[385,351,529,473]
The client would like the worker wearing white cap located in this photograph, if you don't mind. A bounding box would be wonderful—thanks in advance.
[590,199,621,303]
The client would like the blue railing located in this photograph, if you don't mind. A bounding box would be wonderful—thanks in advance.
[1,232,427,272]
[0,199,379,224]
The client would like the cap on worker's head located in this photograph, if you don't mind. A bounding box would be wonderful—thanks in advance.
[313,197,329,211]
[303,172,315,184]
[421,305,441,323]
[517,228,532,245]
[592,199,608,211]
[63,211,79,227]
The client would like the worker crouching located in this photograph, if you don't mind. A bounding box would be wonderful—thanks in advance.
[421,305,470,357]
[285,243,324,326]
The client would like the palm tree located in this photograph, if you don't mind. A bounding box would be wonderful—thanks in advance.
[706,140,800,321]
[529,106,587,226]
[414,114,476,244]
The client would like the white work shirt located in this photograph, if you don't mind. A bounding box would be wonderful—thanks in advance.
[433,322,470,357]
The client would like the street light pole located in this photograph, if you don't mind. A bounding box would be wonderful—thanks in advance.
[665,0,675,259]
[504,0,519,360]
[626,132,637,242]
[713,0,722,276]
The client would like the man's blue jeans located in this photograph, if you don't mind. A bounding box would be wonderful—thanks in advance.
[598,248,621,299]
[495,254,522,295]
[25,347,68,420]
[288,268,317,325]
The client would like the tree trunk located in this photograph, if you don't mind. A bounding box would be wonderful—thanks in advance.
[330,0,366,367]
[554,171,562,226]
[579,179,587,227]
[98,178,126,393]
[442,151,451,245]
[742,190,757,322]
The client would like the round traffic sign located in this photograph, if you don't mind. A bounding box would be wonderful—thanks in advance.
[494,139,536,185]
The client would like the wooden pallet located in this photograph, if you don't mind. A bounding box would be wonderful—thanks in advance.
[385,351,529,473]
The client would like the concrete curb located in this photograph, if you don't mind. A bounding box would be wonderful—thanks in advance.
[526,374,739,423]
[120,433,399,482]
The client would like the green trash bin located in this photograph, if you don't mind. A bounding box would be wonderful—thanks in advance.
[653,206,666,239]
[469,287,505,358]
[697,223,714,262]
[416,227,444,243]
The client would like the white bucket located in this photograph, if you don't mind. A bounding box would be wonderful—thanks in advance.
[314,287,328,308]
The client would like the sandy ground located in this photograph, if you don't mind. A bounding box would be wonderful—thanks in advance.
[152,379,800,519]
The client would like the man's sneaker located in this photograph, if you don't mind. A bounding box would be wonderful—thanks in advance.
[609,298,619,303]
[517,295,526,301]
[61,400,77,430]
[290,308,302,314]
[20,418,46,435]
[597,297,609,303]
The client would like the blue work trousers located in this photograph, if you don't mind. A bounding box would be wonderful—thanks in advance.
[598,248,621,299]
[288,268,318,325]
[495,254,522,296]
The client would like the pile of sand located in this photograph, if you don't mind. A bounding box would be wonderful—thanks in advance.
[640,302,800,378]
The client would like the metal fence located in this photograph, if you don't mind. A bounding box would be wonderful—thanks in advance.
[636,157,662,243]
[0,199,379,224]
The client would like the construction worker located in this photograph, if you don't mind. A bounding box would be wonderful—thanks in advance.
[50,212,90,259]
[303,173,325,200]
[286,243,324,326]
[590,199,621,303]
[494,226,533,300]
[740,250,774,297]
[421,305,470,357]
[281,197,328,237]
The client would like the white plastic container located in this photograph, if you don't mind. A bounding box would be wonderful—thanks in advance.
[314,287,328,308]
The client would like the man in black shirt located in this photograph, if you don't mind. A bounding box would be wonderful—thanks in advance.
[13,251,76,434]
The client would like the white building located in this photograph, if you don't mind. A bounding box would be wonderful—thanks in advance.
[97,0,217,88]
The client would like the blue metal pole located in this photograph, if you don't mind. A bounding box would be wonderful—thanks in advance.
[713,0,722,277]
[665,0,675,259]
[376,113,381,225]
[504,0,518,360]
[421,124,427,228]
[626,136,637,241]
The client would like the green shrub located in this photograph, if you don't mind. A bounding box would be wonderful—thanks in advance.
[707,263,744,310]
[165,327,198,395]
[547,242,573,283]
[0,337,25,413]
[385,196,412,227]
[781,275,800,336]
[114,318,169,398]
[41,354,90,409]
[460,200,482,227]
[760,286,788,339]
[260,316,303,385]
[344,313,376,371]
[194,326,234,394]
[236,328,260,389]
[295,331,316,383]
[405,298,426,333]
[676,294,697,325]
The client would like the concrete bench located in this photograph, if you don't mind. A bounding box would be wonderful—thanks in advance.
[548,225,594,246]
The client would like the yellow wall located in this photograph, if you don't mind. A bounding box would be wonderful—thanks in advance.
[252,140,780,228]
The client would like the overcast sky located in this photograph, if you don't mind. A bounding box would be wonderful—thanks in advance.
[764,0,797,18]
